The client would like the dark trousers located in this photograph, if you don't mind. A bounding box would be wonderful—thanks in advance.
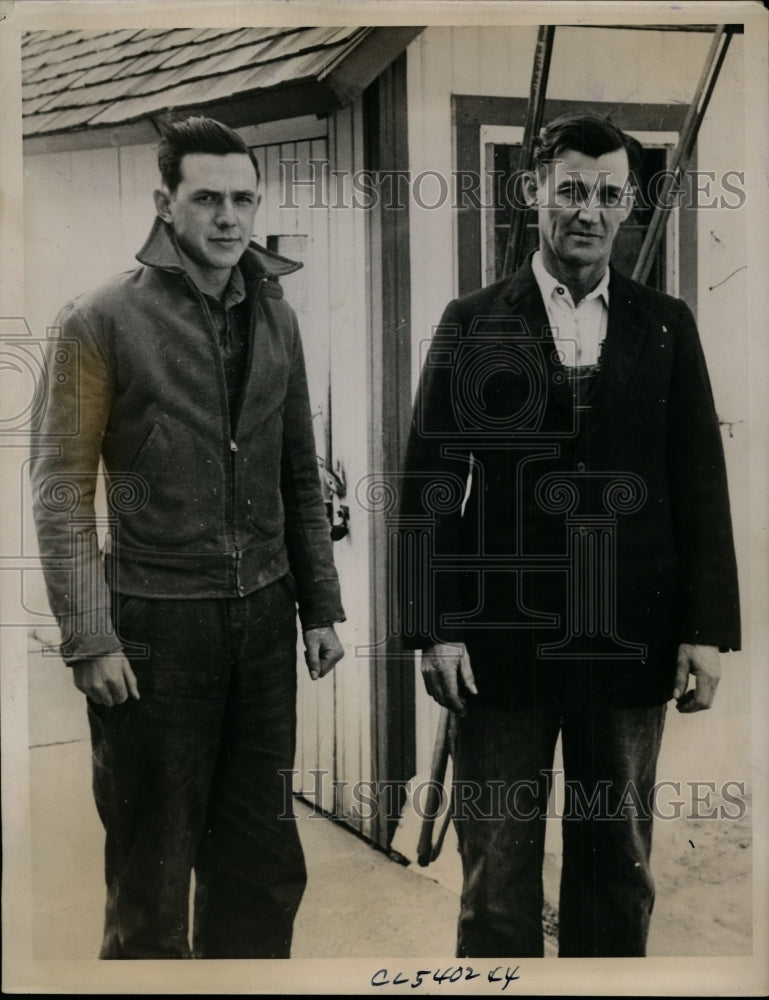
[451,671,667,958]
[87,577,306,959]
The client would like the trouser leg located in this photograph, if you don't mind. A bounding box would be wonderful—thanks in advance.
[451,693,561,958]
[192,578,307,959]
[89,595,228,959]
[558,677,667,957]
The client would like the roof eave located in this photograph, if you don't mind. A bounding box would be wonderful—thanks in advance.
[22,26,425,155]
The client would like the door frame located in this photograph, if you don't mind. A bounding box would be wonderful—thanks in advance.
[364,53,417,849]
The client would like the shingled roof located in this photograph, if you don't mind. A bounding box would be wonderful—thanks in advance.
[22,26,422,149]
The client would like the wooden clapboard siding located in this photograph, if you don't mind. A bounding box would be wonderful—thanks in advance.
[115,142,161,266]
[23,148,117,619]
[24,142,158,617]
[24,146,126,340]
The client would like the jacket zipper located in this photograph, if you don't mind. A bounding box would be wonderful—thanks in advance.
[231,276,266,436]
[230,438,242,594]
[191,274,266,596]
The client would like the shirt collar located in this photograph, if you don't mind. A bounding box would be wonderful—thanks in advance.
[218,264,246,310]
[531,249,610,309]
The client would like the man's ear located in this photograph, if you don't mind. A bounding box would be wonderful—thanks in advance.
[521,171,539,209]
[153,187,174,223]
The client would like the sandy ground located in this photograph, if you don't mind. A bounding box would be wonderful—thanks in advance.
[19,634,754,962]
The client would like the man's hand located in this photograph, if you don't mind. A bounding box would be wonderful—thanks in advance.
[673,643,720,713]
[303,626,344,680]
[72,652,140,707]
[421,642,477,716]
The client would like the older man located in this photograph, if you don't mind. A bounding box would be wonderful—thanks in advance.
[400,113,740,956]
[31,116,345,959]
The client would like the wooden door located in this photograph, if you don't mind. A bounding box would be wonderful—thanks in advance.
[252,114,374,839]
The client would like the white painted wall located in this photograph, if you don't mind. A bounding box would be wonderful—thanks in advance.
[23,143,157,635]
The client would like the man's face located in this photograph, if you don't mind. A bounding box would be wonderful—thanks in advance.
[157,152,259,277]
[532,146,633,275]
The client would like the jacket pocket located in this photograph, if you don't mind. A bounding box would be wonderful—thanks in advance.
[130,422,162,472]
[238,411,285,538]
[118,416,221,547]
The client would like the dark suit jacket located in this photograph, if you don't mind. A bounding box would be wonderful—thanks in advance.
[399,258,740,707]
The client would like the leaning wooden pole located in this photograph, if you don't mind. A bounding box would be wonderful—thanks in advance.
[501,25,555,277]
[632,24,733,284]
[416,707,451,866]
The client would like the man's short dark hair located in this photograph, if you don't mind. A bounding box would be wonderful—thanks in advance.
[533,113,643,177]
[157,115,261,192]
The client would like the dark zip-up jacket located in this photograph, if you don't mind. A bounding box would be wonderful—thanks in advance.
[31,217,345,663]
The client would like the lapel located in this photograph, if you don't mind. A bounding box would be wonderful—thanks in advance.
[593,267,651,418]
[500,259,651,425]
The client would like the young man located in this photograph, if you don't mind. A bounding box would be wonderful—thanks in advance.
[400,113,740,956]
[31,116,345,959]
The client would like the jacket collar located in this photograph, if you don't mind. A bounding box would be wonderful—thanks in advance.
[500,253,651,417]
[135,216,303,283]
[598,265,652,406]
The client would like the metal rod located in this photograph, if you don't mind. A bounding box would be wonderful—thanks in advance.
[501,25,555,277]
[632,24,733,285]
[574,23,742,34]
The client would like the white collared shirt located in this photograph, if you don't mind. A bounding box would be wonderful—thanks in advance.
[531,250,610,368]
